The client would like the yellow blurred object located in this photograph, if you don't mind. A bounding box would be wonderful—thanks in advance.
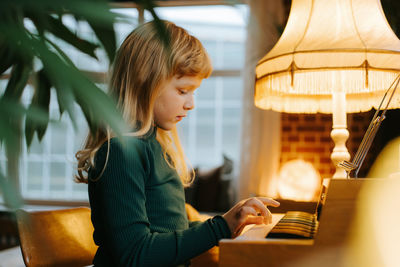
[367,136,400,178]
[16,207,97,267]
[346,138,400,266]
[277,159,321,201]
[345,177,400,267]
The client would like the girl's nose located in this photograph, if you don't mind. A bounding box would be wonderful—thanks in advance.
[184,95,195,110]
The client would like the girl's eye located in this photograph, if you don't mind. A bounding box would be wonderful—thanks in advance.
[178,89,187,95]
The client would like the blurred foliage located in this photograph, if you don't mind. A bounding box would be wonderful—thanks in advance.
[0,0,164,208]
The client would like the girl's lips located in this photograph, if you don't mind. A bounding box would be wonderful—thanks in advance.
[176,115,186,122]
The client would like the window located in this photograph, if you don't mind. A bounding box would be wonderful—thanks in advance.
[151,5,248,169]
[1,4,248,201]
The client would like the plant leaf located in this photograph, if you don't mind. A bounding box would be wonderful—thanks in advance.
[71,70,127,136]
[0,97,48,149]
[87,19,116,62]
[44,36,78,69]
[0,42,16,75]
[53,82,76,125]
[34,69,51,140]
[30,33,124,134]
[47,15,99,59]
[25,69,51,147]
[24,115,35,148]
[0,114,18,150]
[136,1,170,49]
[3,60,32,100]
[67,0,117,61]
[0,169,22,209]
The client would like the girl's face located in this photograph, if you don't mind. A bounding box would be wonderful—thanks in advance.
[153,75,202,131]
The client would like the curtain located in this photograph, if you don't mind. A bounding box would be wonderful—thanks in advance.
[238,0,285,200]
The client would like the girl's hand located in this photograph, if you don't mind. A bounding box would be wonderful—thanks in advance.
[222,197,280,238]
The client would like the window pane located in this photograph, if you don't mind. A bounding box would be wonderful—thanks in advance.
[151,5,248,70]
[177,119,190,149]
[223,107,242,124]
[27,162,43,191]
[50,123,67,155]
[197,108,215,125]
[28,135,44,154]
[197,77,216,101]
[202,40,218,67]
[50,162,66,192]
[223,77,243,101]
[222,124,241,162]
[222,42,244,69]
[196,123,215,159]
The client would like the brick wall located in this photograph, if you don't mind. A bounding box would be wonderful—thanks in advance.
[280,111,375,179]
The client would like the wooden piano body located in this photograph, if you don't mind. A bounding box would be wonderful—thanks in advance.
[219,179,374,267]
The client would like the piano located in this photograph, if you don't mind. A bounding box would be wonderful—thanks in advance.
[219,178,377,267]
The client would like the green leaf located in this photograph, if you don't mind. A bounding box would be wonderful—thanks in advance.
[76,92,97,135]
[44,35,78,69]
[0,97,48,150]
[53,83,76,125]
[137,1,170,49]
[0,0,134,208]
[25,69,51,147]
[32,33,124,135]
[27,36,77,124]
[24,9,48,36]
[68,0,117,61]
[0,115,18,150]
[0,42,16,75]
[34,70,51,140]
[87,19,116,62]
[28,32,126,135]
[3,60,32,101]
[47,15,99,59]
[71,70,127,136]
[0,169,22,209]
[24,116,35,148]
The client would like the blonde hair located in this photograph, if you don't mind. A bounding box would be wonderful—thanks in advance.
[75,20,212,186]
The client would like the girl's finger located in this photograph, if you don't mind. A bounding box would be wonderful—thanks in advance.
[236,206,257,223]
[245,215,264,226]
[256,197,280,207]
[244,198,272,223]
[234,215,264,237]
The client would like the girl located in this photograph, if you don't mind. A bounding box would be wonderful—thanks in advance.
[75,20,279,267]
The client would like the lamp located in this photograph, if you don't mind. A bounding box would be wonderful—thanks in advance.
[255,0,400,178]
[277,159,321,201]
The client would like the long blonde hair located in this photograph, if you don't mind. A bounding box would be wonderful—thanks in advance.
[75,20,212,186]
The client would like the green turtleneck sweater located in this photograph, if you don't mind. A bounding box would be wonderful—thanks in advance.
[88,130,231,267]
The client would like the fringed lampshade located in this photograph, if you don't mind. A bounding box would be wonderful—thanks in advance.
[255,0,400,178]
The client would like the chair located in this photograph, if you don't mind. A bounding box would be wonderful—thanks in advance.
[16,207,97,267]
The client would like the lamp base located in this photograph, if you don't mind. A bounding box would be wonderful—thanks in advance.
[331,127,351,179]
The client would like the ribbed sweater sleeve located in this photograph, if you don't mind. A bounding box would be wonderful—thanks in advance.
[90,138,231,267]
[188,221,202,228]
